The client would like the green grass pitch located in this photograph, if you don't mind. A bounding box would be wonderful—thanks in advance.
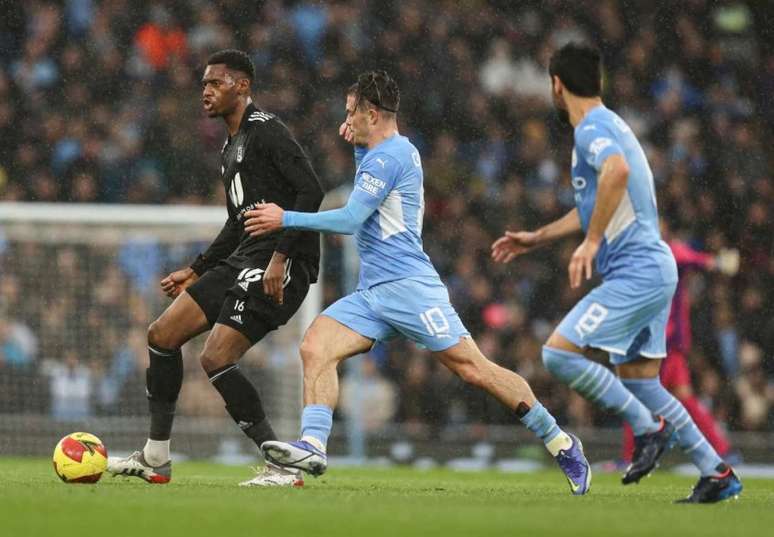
[2,458,772,537]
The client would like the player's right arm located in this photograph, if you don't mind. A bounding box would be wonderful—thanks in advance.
[491,208,581,264]
[160,216,239,298]
[244,152,397,237]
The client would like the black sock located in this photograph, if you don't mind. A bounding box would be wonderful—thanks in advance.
[146,343,183,440]
[208,364,276,447]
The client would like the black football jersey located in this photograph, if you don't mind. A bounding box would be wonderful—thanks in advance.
[191,103,324,281]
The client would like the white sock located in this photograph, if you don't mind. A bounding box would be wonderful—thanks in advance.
[301,435,326,453]
[545,432,573,457]
[143,439,170,466]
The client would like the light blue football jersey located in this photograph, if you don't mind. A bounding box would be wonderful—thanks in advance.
[572,105,677,283]
[349,134,440,290]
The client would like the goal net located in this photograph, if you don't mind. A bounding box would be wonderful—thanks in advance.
[0,202,318,459]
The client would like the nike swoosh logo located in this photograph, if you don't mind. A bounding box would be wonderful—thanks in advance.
[568,478,581,493]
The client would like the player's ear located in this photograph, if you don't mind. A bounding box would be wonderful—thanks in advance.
[238,77,251,95]
[552,75,562,96]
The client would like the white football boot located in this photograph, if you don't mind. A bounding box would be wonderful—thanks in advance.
[239,462,304,487]
[107,451,171,484]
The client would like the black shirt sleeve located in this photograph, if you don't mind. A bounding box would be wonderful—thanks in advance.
[264,123,324,257]
[190,216,240,275]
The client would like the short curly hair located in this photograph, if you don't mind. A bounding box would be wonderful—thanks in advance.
[206,49,255,85]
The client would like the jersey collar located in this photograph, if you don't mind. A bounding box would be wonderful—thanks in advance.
[237,102,258,133]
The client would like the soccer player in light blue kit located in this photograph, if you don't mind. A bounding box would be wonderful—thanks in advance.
[492,43,741,503]
[244,70,591,494]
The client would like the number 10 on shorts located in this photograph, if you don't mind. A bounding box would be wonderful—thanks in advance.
[574,303,608,339]
[420,307,450,338]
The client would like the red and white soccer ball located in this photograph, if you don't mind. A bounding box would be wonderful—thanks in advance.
[52,432,108,483]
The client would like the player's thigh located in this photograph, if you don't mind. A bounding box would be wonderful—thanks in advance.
[315,291,394,358]
[372,278,470,352]
[181,262,239,330]
[214,256,313,346]
[149,291,210,349]
[200,322,253,371]
[302,314,375,366]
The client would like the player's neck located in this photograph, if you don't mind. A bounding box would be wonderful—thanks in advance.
[366,123,399,150]
[568,97,603,127]
[224,97,253,136]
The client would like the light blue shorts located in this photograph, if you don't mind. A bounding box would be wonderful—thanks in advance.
[557,276,677,365]
[322,277,470,352]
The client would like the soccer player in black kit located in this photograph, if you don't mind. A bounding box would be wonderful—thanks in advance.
[107,50,324,487]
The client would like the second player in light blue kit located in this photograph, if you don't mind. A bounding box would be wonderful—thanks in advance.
[492,43,741,503]
[244,70,591,495]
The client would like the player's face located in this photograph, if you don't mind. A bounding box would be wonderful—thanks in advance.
[345,93,372,146]
[202,64,241,118]
[551,76,571,126]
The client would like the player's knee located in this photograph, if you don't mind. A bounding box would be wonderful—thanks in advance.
[148,319,172,349]
[299,337,325,369]
[198,347,225,374]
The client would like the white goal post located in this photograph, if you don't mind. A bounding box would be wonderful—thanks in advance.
[0,202,320,457]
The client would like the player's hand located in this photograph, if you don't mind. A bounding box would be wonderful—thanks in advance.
[160,267,198,299]
[491,231,540,263]
[244,203,284,237]
[568,238,599,289]
[339,121,354,144]
[715,248,740,276]
[263,252,287,305]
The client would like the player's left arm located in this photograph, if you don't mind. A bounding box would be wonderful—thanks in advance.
[569,130,629,288]
[259,124,325,303]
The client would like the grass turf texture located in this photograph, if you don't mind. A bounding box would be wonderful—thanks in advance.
[1,458,771,537]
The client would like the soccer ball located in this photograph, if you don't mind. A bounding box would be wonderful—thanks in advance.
[52,432,108,483]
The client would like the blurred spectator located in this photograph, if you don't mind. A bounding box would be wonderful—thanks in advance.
[0,316,37,369]
[45,350,94,421]
[0,0,771,436]
[339,355,397,433]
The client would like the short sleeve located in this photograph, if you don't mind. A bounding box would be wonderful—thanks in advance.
[350,152,399,209]
[576,123,624,171]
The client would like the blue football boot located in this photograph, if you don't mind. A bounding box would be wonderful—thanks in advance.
[555,433,592,495]
[261,440,328,477]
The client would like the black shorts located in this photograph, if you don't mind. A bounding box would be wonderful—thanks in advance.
[186,256,312,344]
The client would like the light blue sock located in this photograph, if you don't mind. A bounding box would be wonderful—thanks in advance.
[542,346,659,435]
[622,378,723,476]
[300,405,333,448]
[520,401,562,444]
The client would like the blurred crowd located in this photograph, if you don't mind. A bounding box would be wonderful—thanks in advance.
[0,1,772,436]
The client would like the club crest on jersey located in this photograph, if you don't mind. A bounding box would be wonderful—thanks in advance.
[237,146,244,162]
